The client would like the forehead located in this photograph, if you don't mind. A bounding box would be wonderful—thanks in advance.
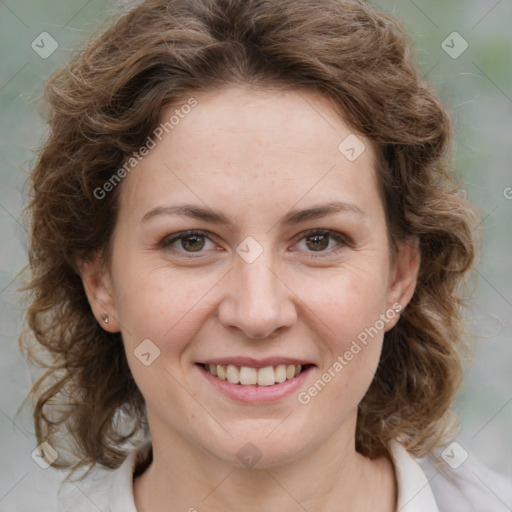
[119,85,380,220]
[161,85,373,163]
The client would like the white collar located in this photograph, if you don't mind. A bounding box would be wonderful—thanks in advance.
[389,440,440,511]
[102,440,439,512]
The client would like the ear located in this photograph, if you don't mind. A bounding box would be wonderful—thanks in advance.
[385,237,421,332]
[79,257,121,333]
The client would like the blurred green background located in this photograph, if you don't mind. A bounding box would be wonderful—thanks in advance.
[1,1,511,510]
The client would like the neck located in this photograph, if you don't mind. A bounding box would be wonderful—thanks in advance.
[133,419,397,512]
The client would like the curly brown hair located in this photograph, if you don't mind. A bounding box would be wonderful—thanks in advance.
[20,0,479,473]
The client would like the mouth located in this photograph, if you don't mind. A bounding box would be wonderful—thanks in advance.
[198,362,313,386]
[196,359,315,403]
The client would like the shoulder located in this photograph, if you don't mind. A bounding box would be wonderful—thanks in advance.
[389,440,512,512]
[418,444,512,512]
[58,471,113,512]
[58,443,151,512]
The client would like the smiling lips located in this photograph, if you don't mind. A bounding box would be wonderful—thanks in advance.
[202,363,304,386]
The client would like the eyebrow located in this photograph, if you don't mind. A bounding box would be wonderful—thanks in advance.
[141,201,366,227]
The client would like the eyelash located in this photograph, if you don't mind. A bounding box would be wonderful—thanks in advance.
[160,229,350,258]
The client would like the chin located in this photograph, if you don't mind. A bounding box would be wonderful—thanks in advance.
[204,429,317,470]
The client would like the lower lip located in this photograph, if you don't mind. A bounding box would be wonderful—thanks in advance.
[197,364,314,403]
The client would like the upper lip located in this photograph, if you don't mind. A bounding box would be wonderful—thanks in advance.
[198,357,314,368]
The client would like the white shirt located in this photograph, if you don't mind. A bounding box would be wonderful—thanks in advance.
[59,440,512,511]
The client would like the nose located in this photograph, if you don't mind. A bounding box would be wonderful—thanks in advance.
[217,253,297,340]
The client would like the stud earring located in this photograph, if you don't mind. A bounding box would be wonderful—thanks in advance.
[101,313,109,324]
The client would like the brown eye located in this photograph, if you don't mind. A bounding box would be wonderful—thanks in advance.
[180,234,205,252]
[305,233,330,251]
[161,230,215,255]
[294,229,348,255]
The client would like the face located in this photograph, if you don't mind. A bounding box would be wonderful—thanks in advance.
[83,85,419,468]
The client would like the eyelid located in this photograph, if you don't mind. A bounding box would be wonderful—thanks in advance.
[294,228,351,245]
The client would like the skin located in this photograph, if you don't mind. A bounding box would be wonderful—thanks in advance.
[82,85,420,512]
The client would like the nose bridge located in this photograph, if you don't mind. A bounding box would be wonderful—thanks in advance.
[218,248,297,339]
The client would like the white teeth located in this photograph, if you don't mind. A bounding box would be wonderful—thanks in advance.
[226,364,239,384]
[275,364,287,383]
[239,366,258,385]
[205,363,305,385]
[217,364,226,380]
[257,366,275,386]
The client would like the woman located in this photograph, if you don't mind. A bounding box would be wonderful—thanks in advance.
[21,0,511,510]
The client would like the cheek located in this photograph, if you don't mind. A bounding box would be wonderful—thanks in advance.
[111,259,217,351]
[298,272,389,424]
[295,261,390,397]
[298,261,390,344]
[113,268,215,399]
